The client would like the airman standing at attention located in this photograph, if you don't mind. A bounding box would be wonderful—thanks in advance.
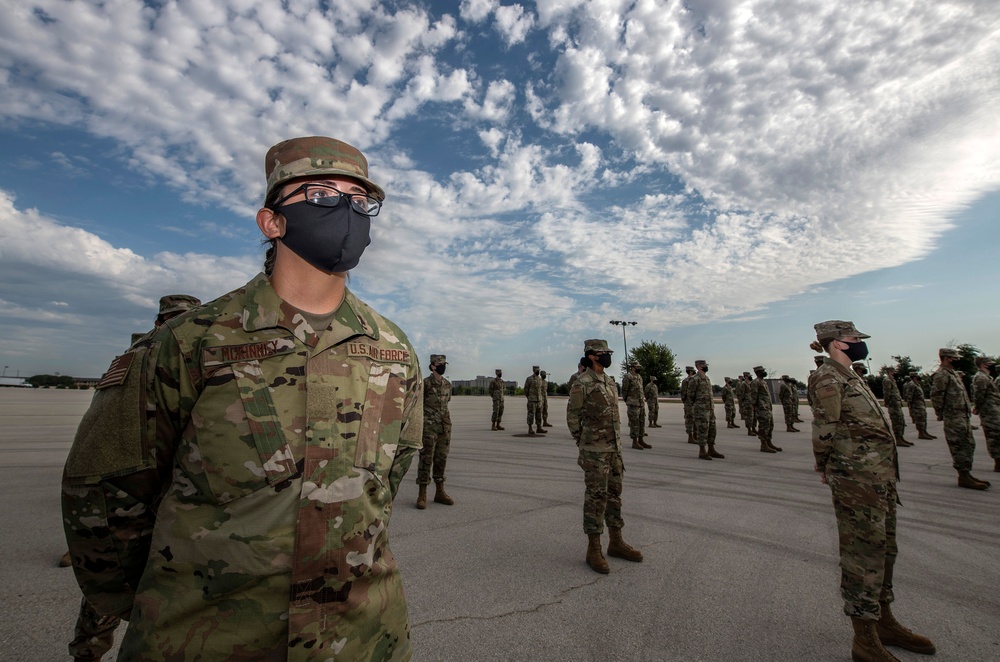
[417,354,454,508]
[807,355,825,407]
[882,367,912,447]
[808,320,935,662]
[722,377,739,428]
[524,366,546,436]
[680,366,697,444]
[568,360,587,390]
[752,366,781,453]
[692,360,723,460]
[740,371,758,436]
[932,348,990,489]
[540,370,554,427]
[971,356,1000,473]
[621,361,649,449]
[567,339,643,574]
[489,368,506,431]
[903,373,934,440]
[852,362,868,380]
[62,136,423,661]
[645,376,661,428]
[779,375,800,432]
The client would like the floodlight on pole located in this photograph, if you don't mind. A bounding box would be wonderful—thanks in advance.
[608,320,638,357]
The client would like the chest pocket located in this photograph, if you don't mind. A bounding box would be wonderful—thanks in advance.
[192,358,298,504]
[353,362,407,480]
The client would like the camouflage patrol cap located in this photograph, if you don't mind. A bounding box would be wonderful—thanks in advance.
[630,361,640,368]
[540,370,547,377]
[753,365,765,372]
[264,136,386,203]
[814,355,825,365]
[495,368,502,374]
[430,354,447,365]
[532,365,540,370]
[685,366,695,372]
[814,320,870,342]
[694,359,707,367]
[584,339,612,353]
[851,362,867,373]
[743,371,751,377]
[650,376,657,382]
[158,294,201,318]
[781,374,789,380]
[939,347,959,359]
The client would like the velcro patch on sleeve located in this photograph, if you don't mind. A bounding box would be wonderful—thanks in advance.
[96,353,135,390]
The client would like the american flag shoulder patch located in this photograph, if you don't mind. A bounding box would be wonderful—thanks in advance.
[96,353,136,389]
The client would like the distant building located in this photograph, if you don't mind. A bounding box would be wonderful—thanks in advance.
[0,376,33,388]
[450,376,516,395]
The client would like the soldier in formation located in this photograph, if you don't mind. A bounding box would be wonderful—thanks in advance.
[567,360,586,389]
[882,366,912,447]
[540,370,553,427]
[621,361,650,449]
[566,339,643,574]
[418,354,455,508]
[692,360,724,460]
[739,371,757,436]
[779,375,800,432]
[751,366,781,453]
[932,348,990,489]
[645,376,661,427]
[680,366,697,444]
[62,136,423,660]
[721,376,739,428]
[524,365,546,436]
[852,362,868,379]
[489,368,505,430]
[971,356,1000,473]
[902,373,935,440]
[808,320,935,662]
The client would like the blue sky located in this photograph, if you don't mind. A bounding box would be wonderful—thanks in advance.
[1,0,998,383]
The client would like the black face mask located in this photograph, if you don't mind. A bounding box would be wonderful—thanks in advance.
[597,354,613,368]
[277,199,372,273]
[702,367,709,373]
[433,364,446,376]
[841,340,869,362]
[756,371,767,379]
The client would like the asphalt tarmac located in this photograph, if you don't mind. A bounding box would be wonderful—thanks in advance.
[1,388,997,661]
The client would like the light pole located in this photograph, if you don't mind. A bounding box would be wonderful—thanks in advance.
[608,320,637,357]
[1,365,7,377]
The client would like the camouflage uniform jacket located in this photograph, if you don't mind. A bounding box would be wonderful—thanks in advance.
[644,382,659,403]
[680,375,694,405]
[809,359,898,483]
[721,384,735,407]
[882,376,902,407]
[540,377,549,403]
[931,366,971,419]
[778,381,794,406]
[567,368,621,452]
[423,372,452,432]
[903,381,925,409]
[524,374,544,402]
[691,372,714,408]
[488,376,505,399]
[972,371,1000,417]
[621,372,644,406]
[750,378,772,412]
[62,273,423,661]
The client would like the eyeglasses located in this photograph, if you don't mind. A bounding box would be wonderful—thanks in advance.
[273,183,382,217]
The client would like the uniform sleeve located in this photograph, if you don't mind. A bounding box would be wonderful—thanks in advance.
[809,375,846,472]
[930,372,946,417]
[61,329,188,618]
[972,374,987,411]
[389,351,423,497]
[567,382,584,442]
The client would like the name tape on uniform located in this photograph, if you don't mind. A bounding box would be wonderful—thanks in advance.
[203,338,297,367]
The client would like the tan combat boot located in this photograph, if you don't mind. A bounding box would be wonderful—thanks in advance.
[527,425,536,437]
[876,603,936,655]
[536,426,548,434]
[632,439,644,450]
[639,439,652,449]
[759,441,776,453]
[59,551,72,568]
[896,438,914,447]
[698,446,712,460]
[491,422,497,431]
[851,617,901,662]
[687,433,698,444]
[767,440,783,452]
[958,471,989,490]
[917,429,934,440]
[434,481,454,505]
[708,444,725,459]
[586,534,609,574]
[786,424,799,432]
[496,422,504,430]
[416,485,428,510]
[747,427,757,436]
[607,527,643,562]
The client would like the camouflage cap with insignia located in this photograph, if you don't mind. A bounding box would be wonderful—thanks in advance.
[694,359,707,367]
[814,319,870,342]
[939,347,960,359]
[264,136,386,203]
[157,294,201,320]
[430,354,447,365]
[584,339,611,353]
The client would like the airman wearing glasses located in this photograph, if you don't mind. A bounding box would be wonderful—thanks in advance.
[63,136,423,661]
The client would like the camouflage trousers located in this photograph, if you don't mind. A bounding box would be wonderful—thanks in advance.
[417,425,451,485]
[723,401,736,425]
[755,409,773,443]
[886,403,906,441]
[626,403,645,440]
[979,414,1000,459]
[942,414,976,472]
[782,403,796,427]
[542,398,549,424]
[908,405,928,433]
[68,596,119,661]
[693,409,716,448]
[738,400,747,420]
[647,399,659,425]
[526,400,542,428]
[577,449,624,535]
[491,395,504,423]
[683,403,693,435]
[827,475,897,620]
[742,401,756,430]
